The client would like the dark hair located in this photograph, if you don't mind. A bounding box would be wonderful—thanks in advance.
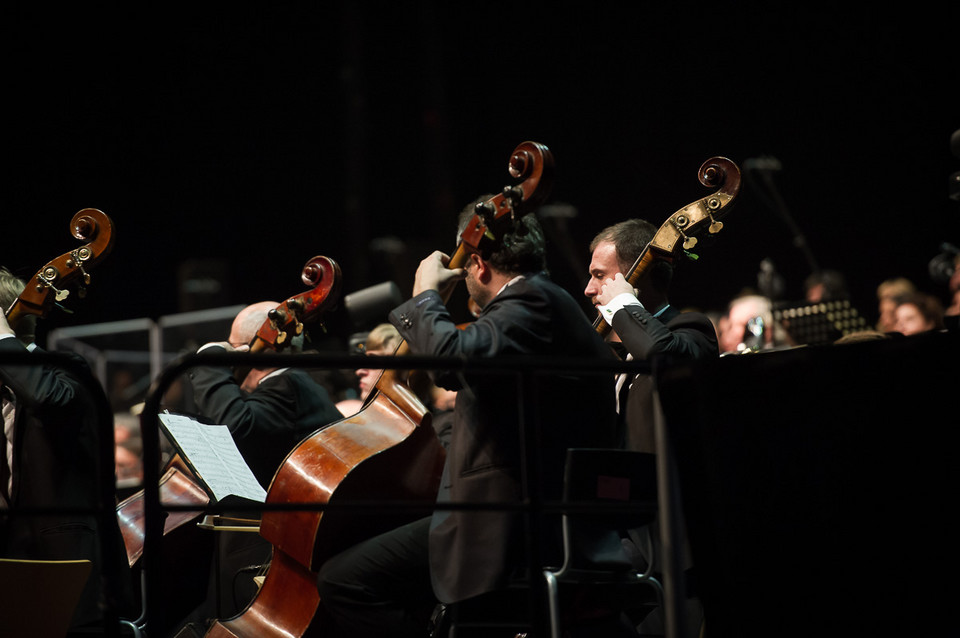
[894,291,945,329]
[457,197,546,276]
[589,219,673,292]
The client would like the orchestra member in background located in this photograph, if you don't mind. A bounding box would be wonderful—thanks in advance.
[875,277,916,332]
[344,322,455,450]
[892,291,945,336]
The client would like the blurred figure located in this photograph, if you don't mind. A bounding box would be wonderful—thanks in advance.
[945,253,960,325]
[345,322,454,450]
[893,292,945,336]
[335,323,402,416]
[876,277,916,332]
[113,411,143,495]
[718,293,777,354]
[804,269,849,303]
[356,323,402,401]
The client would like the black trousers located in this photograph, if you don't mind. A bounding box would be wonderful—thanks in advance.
[316,516,437,638]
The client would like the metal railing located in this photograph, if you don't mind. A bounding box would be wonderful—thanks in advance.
[4,343,688,637]
[135,349,666,637]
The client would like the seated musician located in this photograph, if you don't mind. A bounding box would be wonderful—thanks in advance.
[183,301,344,623]
[344,322,454,450]
[316,207,618,636]
[188,300,344,488]
[1,266,133,630]
[584,220,718,637]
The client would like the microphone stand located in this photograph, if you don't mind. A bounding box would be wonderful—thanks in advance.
[745,158,820,276]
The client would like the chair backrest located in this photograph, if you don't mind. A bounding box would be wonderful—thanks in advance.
[561,448,657,571]
[0,558,92,638]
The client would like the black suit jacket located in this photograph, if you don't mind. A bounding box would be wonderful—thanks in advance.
[611,304,718,453]
[0,337,131,627]
[187,354,344,488]
[390,273,618,603]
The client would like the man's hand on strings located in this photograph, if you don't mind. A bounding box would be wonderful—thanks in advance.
[413,251,465,298]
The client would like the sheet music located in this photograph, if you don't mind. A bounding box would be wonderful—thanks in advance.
[158,413,266,503]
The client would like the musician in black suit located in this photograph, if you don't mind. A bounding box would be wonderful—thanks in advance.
[316,211,618,637]
[187,301,344,488]
[0,266,132,629]
[182,301,344,624]
[584,219,718,637]
[584,219,718,453]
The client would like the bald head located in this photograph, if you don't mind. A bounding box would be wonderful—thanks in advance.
[229,301,280,347]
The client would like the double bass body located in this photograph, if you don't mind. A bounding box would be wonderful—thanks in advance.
[191,141,553,637]
[205,363,446,638]
[204,267,446,638]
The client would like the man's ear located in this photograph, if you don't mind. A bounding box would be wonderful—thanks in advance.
[470,253,490,282]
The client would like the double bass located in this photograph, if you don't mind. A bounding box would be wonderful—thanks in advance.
[205,141,554,638]
[116,256,341,637]
[116,255,343,566]
[593,156,742,336]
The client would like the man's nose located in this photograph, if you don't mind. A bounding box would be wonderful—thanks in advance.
[584,282,601,300]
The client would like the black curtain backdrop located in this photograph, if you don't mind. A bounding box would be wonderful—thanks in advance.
[4,5,958,345]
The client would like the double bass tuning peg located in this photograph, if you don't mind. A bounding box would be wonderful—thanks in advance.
[502,185,524,205]
[706,197,724,234]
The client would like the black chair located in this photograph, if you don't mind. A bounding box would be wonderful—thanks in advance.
[543,448,662,638]
[436,447,661,637]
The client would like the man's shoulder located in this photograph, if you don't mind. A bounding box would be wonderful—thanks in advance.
[667,308,716,330]
[260,367,333,397]
[497,272,569,303]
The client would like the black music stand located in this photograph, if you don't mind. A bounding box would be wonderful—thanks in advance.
[772,299,869,346]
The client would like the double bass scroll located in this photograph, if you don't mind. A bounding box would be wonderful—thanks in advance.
[248,255,342,353]
[449,140,555,272]
[4,208,115,328]
[594,156,741,337]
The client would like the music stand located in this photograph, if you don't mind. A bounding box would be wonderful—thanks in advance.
[773,299,869,346]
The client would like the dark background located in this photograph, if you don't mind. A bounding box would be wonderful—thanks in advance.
[4,5,958,346]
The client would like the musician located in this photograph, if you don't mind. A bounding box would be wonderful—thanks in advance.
[0,266,132,629]
[187,301,344,488]
[351,322,454,449]
[175,301,347,626]
[585,219,718,451]
[316,210,618,637]
[717,293,784,354]
[585,220,717,637]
